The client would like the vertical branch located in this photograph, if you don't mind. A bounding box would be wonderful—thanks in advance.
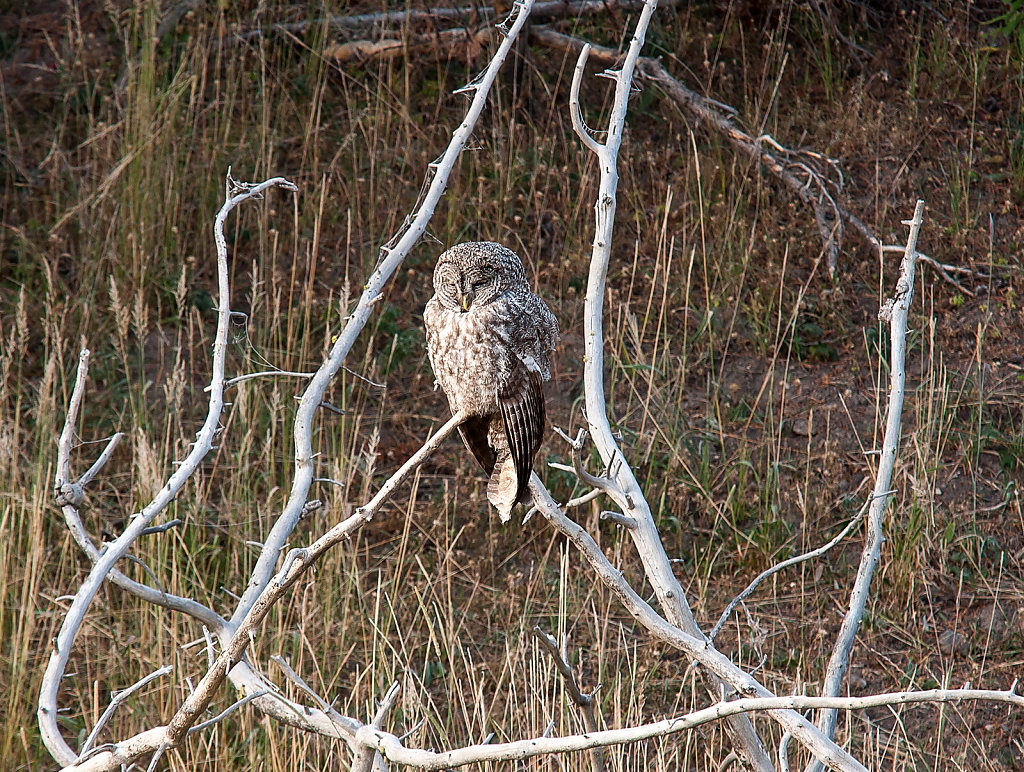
[38,176,297,768]
[566,6,775,770]
[807,200,925,770]
[351,682,401,772]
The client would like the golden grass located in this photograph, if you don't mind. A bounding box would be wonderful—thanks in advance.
[2,2,1022,770]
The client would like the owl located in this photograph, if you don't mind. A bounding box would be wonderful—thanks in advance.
[424,242,559,521]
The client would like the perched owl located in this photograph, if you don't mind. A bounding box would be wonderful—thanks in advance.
[424,242,559,521]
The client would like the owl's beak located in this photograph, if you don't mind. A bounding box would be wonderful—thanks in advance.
[459,291,474,312]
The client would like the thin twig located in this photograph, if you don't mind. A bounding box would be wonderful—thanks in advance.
[710,502,869,640]
[78,667,174,759]
[352,682,402,772]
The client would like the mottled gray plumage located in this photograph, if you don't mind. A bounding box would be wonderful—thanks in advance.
[424,242,559,521]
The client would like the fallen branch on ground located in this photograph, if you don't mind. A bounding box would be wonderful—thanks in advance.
[234,0,685,43]
[532,26,987,287]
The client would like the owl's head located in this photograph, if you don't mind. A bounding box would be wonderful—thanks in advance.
[432,241,528,313]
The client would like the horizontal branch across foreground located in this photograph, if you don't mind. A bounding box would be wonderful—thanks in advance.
[356,688,1024,769]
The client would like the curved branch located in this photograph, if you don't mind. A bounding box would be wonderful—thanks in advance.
[40,175,297,768]
[569,44,604,154]
[710,502,869,641]
[565,6,774,769]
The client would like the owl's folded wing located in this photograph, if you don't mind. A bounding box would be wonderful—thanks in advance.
[497,358,546,506]
[458,416,497,475]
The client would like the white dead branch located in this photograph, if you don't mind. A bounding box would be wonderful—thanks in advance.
[354,685,1024,769]
[40,175,298,769]
[564,4,776,770]
[42,2,1021,770]
[805,200,926,772]
[42,3,539,771]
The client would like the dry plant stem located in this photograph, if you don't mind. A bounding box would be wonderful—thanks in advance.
[807,200,926,772]
[530,477,867,772]
[39,176,297,769]
[532,628,606,772]
[62,411,466,772]
[568,8,775,771]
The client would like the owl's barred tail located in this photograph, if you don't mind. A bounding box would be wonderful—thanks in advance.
[487,455,524,523]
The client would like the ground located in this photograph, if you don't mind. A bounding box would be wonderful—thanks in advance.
[1,1,1022,770]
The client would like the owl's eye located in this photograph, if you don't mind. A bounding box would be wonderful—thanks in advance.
[468,269,494,290]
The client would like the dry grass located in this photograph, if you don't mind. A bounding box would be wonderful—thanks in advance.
[2,1,1023,770]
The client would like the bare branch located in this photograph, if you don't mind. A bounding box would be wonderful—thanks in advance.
[40,176,297,768]
[357,686,1023,769]
[53,350,124,508]
[533,628,606,772]
[228,0,538,630]
[78,666,173,760]
[59,411,466,771]
[563,5,775,769]
[569,44,604,154]
[353,682,402,772]
[808,201,926,772]
[221,369,315,388]
[710,502,869,641]
[187,690,269,735]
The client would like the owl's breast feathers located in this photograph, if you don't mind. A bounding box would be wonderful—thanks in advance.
[424,293,556,415]
[425,282,558,521]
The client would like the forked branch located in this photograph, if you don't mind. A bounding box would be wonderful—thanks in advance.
[40,175,297,769]
[566,5,776,770]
